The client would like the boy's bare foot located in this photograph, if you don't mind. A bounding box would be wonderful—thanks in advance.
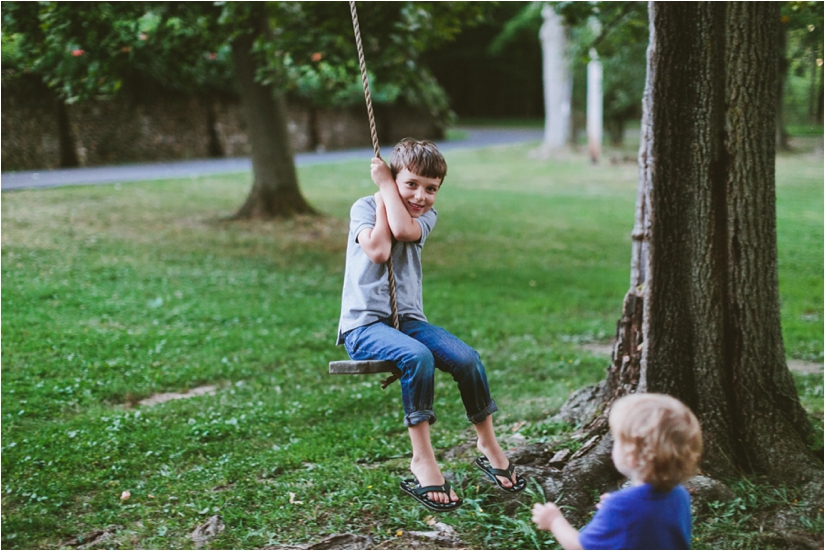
[477,440,517,489]
[410,455,459,504]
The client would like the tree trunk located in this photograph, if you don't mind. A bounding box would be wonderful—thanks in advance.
[643,0,817,484]
[586,49,603,164]
[809,47,820,124]
[231,29,315,219]
[206,95,224,158]
[540,5,572,150]
[607,118,625,147]
[56,98,79,168]
[550,1,821,511]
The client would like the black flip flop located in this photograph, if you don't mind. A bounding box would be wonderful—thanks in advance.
[400,478,463,512]
[475,456,527,493]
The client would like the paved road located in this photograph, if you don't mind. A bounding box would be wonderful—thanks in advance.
[1,127,543,191]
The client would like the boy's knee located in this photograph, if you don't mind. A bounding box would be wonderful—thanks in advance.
[399,344,435,374]
[453,347,482,373]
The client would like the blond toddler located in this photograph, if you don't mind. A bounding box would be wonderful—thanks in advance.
[532,393,703,549]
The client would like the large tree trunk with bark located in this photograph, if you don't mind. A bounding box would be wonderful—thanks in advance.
[231,27,315,219]
[546,1,821,521]
[642,0,816,484]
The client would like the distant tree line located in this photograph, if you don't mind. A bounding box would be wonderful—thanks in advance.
[425,1,823,147]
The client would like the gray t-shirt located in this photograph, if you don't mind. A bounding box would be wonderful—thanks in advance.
[337,196,437,345]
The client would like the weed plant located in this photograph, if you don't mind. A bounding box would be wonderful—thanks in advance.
[2,140,821,549]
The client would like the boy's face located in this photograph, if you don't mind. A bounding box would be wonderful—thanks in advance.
[394,168,441,218]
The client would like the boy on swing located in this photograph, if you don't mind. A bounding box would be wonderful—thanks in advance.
[337,138,526,511]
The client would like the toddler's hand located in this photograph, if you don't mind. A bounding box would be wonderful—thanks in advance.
[596,492,610,510]
[370,157,394,188]
[532,502,562,532]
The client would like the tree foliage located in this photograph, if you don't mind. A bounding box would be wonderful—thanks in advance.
[2,1,488,118]
[2,2,231,102]
[781,1,824,124]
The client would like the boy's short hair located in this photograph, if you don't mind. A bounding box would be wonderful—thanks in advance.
[609,393,703,491]
[389,138,447,183]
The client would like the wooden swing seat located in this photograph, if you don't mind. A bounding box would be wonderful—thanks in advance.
[329,359,402,389]
[329,359,399,375]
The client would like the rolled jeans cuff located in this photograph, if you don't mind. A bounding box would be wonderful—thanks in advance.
[405,410,436,427]
[468,400,498,424]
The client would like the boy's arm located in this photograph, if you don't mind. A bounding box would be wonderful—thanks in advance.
[532,503,583,550]
[370,157,422,242]
[357,192,392,264]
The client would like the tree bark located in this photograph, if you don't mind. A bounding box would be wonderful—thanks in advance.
[56,97,79,168]
[231,28,315,219]
[551,1,820,504]
[643,0,817,484]
[206,95,224,159]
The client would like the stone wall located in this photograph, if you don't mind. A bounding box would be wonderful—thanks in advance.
[1,82,442,172]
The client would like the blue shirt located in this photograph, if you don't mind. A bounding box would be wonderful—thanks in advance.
[579,483,691,550]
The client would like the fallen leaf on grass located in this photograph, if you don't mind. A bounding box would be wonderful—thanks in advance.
[289,492,303,505]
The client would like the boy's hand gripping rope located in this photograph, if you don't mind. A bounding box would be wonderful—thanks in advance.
[350,1,401,389]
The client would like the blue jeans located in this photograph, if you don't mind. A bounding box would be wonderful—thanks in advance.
[343,317,498,427]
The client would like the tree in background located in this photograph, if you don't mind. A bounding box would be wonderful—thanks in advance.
[777,1,823,149]
[539,4,572,150]
[2,2,487,218]
[486,2,648,147]
[549,3,822,535]
[553,2,648,147]
[423,3,545,120]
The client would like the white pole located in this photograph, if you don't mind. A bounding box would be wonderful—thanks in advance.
[587,47,603,163]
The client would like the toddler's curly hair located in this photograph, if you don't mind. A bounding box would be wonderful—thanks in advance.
[389,138,447,183]
[609,393,703,491]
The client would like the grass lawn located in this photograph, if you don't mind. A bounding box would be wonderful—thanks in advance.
[1,138,822,549]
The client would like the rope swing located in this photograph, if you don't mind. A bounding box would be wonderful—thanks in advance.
[328,1,402,389]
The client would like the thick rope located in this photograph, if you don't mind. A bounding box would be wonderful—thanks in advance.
[349,1,381,160]
[350,1,400,334]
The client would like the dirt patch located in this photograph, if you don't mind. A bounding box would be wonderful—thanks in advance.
[63,526,123,549]
[580,342,614,356]
[137,384,218,407]
[578,343,822,374]
[191,515,225,549]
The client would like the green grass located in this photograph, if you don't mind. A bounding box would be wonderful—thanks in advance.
[787,124,824,137]
[1,140,822,549]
